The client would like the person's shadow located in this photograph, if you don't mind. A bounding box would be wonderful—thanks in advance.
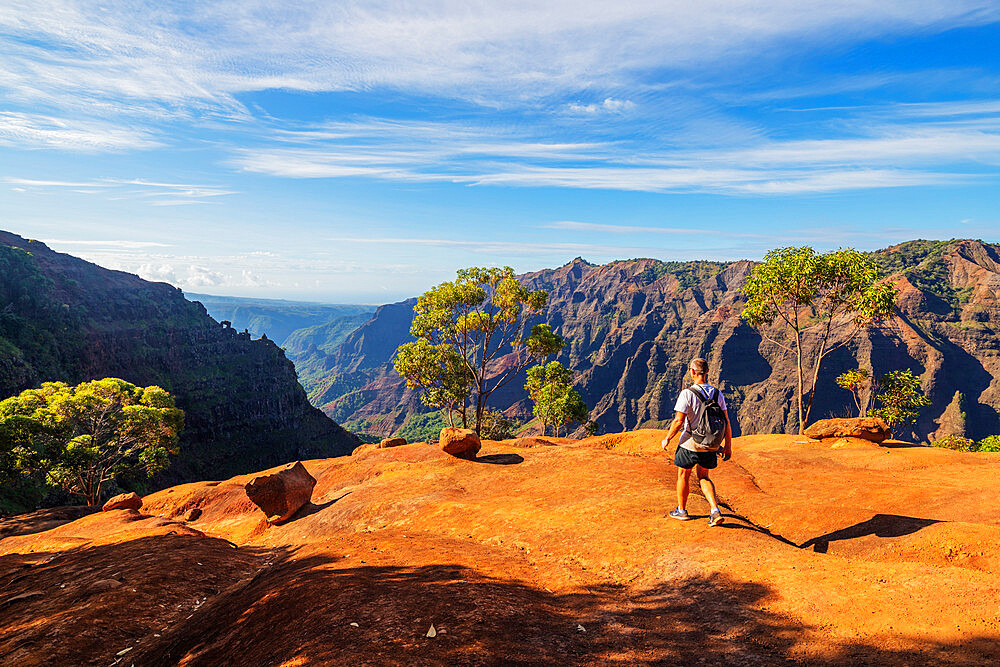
[800,514,942,553]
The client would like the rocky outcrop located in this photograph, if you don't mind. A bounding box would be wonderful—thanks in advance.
[244,461,316,524]
[804,418,891,443]
[0,230,359,510]
[439,428,481,459]
[379,437,407,448]
[313,241,1000,444]
[102,492,143,512]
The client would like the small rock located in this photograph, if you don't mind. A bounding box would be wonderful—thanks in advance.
[350,622,359,627]
[426,624,437,638]
[102,492,142,512]
[439,427,481,460]
[379,437,407,448]
[183,508,202,521]
[577,624,587,633]
[244,461,316,525]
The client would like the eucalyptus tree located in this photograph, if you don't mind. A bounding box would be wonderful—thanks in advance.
[742,247,897,434]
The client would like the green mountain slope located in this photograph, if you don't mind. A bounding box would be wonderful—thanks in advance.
[0,231,359,511]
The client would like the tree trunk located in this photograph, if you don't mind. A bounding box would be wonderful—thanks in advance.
[795,330,805,435]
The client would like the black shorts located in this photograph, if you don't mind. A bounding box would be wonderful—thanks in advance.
[674,445,718,470]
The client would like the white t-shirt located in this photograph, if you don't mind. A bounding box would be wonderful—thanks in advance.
[674,384,727,452]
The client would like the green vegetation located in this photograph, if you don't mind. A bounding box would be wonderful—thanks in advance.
[478,408,517,440]
[525,361,589,437]
[394,267,562,433]
[933,434,1000,452]
[742,246,898,434]
[872,239,970,309]
[867,369,931,435]
[932,435,976,452]
[394,339,473,427]
[977,435,1000,452]
[0,378,183,506]
[635,260,729,289]
[835,368,871,417]
[395,411,449,443]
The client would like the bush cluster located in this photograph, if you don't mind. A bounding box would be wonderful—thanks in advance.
[932,434,1000,452]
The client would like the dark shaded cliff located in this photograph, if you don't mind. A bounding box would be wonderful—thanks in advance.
[0,231,358,493]
[313,241,1000,442]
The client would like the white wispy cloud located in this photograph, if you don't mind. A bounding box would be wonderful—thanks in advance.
[567,98,636,115]
[46,239,173,249]
[6,176,236,204]
[2,2,998,137]
[232,105,1000,194]
[0,112,160,151]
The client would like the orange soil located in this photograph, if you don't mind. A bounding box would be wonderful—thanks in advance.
[2,433,999,665]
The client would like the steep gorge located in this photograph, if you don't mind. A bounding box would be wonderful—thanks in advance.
[0,231,358,504]
[312,240,1000,442]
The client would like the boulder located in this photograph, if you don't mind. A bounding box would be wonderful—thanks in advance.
[102,492,142,512]
[183,508,202,521]
[803,417,891,443]
[439,427,481,459]
[379,437,407,448]
[244,461,317,524]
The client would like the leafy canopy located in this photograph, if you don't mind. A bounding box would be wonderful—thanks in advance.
[742,246,897,433]
[835,368,871,418]
[525,361,588,437]
[397,266,561,433]
[867,369,930,434]
[0,378,184,506]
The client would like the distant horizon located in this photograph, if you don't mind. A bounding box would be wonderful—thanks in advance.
[10,227,990,305]
[2,2,998,301]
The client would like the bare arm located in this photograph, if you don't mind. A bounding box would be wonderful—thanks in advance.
[661,411,686,450]
[721,413,733,461]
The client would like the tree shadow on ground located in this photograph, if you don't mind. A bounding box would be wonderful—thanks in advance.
[800,514,942,554]
[138,548,1000,666]
[3,531,998,666]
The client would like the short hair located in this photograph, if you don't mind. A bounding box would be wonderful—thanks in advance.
[689,358,708,374]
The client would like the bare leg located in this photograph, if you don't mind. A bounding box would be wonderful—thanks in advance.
[696,466,720,512]
[676,467,692,510]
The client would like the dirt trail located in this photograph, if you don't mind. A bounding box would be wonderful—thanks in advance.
[2,433,999,664]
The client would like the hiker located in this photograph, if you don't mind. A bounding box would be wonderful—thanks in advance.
[661,357,732,526]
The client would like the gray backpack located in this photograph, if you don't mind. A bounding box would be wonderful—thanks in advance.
[688,385,726,451]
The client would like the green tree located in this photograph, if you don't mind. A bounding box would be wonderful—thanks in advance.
[397,267,563,433]
[835,368,871,417]
[0,378,184,506]
[394,339,472,427]
[742,246,897,434]
[867,369,930,436]
[525,361,589,437]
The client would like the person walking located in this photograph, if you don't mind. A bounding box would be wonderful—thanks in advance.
[661,357,732,526]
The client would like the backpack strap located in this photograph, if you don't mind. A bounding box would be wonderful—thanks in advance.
[689,385,718,404]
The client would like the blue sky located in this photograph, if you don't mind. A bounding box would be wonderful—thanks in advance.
[1,1,999,303]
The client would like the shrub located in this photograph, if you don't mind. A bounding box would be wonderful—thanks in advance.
[933,435,976,452]
[977,435,1000,452]
[479,409,517,440]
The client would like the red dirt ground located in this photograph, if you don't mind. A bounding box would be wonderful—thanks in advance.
[2,431,999,665]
